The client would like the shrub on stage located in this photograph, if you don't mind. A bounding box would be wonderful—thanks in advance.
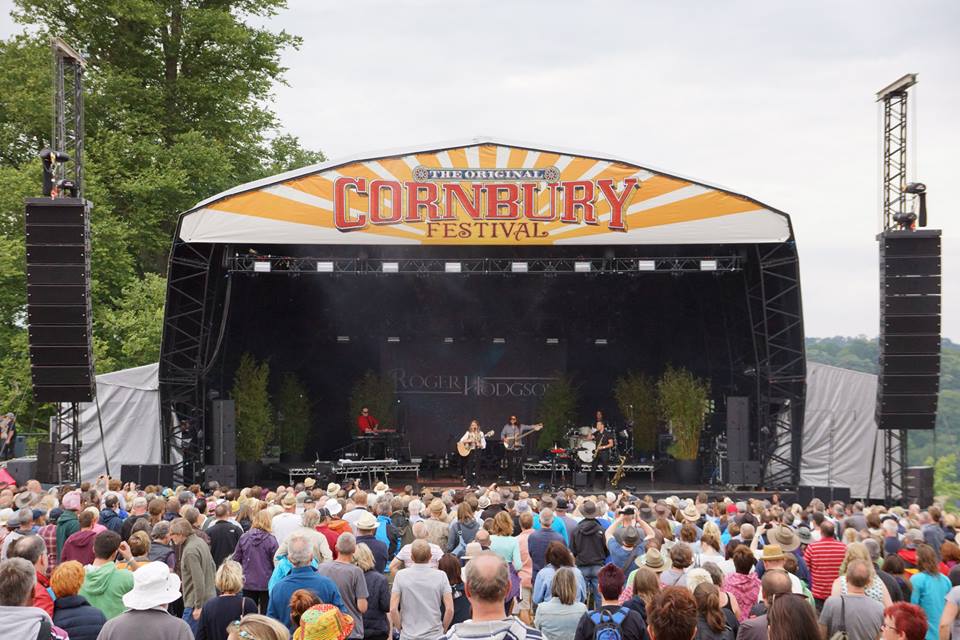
[232,353,274,462]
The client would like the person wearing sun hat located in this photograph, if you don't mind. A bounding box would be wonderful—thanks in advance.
[96,561,193,640]
[674,502,704,540]
[637,547,672,573]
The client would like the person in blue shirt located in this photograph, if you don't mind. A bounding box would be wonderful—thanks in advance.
[267,533,346,632]
[909,543,952,640]
[533,505,569,545]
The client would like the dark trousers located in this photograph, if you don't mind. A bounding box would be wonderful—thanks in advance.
[504,448,524,483]
[589,451,611,486]
[244,589,269,613]
[465,449,482,486]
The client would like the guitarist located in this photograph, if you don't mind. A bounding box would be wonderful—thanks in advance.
[500,416,542,485]
[458,420,487,488]
[587,411,615,487]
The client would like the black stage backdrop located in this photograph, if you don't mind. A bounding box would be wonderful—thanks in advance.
[381,340,566,455]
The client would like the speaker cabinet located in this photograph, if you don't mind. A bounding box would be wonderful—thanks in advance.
[726,460,761,486]
[4,458,37,485]
[36,442,71,484]
[876,230,941,430]
[725,396,750,461]
[119,464,175,487]
[904,466,934,507]
[25,198,94,403]
[209,399,236,467]
[205,464,237,488]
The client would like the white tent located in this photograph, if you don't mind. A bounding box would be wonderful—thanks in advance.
[76,360,886,495]
[73,363,163,480]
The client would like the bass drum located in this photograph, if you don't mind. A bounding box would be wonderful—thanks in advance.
[577,440,596,464]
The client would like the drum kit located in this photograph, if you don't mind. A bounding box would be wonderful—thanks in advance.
[546,425,635,468]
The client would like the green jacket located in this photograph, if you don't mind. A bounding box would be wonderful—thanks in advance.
[55,510,80,559]
[180,534,216,609]
[79,562,134,619]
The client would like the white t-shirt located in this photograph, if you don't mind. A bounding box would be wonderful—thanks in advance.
[271,512,301,546]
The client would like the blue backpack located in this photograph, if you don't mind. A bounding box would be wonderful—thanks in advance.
[589,607,629,640]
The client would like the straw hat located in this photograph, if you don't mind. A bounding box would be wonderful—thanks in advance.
[765,525,800,552]
[303,477,316,489]
[637,548,672,573]
[122,562,182,610]
[356,512,378,531]
[759,544,786,562]
[326,483,341,498]
[681,503,700,522]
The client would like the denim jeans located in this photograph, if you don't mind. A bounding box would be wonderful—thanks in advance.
[579,564,603,610]
[182,607,199,635]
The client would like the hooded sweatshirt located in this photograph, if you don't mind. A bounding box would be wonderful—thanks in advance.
[0,606,70,640]
[55,510,80,558]
[442,617,543,640]
[99,509,123,534]
[79,562,134,619]
[61,529,99,566]
[448,519,480,553]
[570,518,607,567]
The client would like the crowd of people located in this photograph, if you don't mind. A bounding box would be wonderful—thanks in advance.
[1,473,959,640]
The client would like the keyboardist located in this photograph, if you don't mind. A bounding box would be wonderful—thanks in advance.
[357,406,380,434]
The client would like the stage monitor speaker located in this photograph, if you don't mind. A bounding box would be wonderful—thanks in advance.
[205,464,237,488]
[25,197,94,403]
[4,459,37,485]
[210,399,236,467]
[727,460,761,486]
[725,396,750,461]
[876,230,941,430]
[904,466,934,507]
[573,472,588,488]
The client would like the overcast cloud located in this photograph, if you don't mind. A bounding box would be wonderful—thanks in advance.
[4,1,958,339]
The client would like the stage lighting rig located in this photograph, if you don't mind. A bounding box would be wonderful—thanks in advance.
[905,182,928,227]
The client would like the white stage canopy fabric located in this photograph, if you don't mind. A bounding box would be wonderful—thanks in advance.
[71,363,164,480]
[76,360,884,496]
[801,361,886,500]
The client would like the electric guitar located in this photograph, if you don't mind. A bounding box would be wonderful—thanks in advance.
[503,423,544,451]
[457,430,495,457]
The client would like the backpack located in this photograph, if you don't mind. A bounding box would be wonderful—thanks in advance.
[829,596,848,640]
[395,512,414,547]
[589,606,629,640]
[450,523,467,558]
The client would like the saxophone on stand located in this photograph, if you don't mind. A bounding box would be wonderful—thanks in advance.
[611,455,627,487]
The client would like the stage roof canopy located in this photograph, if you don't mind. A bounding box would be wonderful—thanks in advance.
[180,137,792,246]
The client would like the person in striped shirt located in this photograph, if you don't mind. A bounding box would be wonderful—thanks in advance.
[803,521,848,610]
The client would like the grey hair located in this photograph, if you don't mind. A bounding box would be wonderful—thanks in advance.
[539,508,554,526]
[151,520,171,539]
[412,521,429,539]
[131,496,148,509]
[287,532,313,567]
[301,509,321,528]
[336,532,357,555]
[0,558,37,606]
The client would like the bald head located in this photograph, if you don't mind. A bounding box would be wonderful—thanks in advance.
[761,568,793,603]
[466,551,510,603]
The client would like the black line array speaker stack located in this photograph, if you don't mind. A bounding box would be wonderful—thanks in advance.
[207,399,236,486]
[903,466,934,507]
[725,396,761,485]
[25,198,94,403]
[119,464,175,488]
[876,230,941,430]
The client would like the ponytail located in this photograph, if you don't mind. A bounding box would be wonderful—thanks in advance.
[694,583,725,633]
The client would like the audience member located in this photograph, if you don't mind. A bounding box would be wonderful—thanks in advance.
[233,509,279,613]
[317,532,369,639]
[78,530,135,619]
[171,516,217,633]
[391,538,453,640]
[196,559,257,640]
[533,566,588,640]
[267,531,345,632]
[819,559,884,640]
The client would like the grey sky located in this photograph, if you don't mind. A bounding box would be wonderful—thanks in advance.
[4,1,958,339]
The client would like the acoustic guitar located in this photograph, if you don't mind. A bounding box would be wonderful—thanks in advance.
[457,430,495,457]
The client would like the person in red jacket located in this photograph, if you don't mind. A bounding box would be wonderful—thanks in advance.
[61,510,99,567]
[357,407,380,434]
[8,534,55,616]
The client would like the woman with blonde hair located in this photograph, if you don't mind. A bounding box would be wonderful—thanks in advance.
[117,530,151,571]
[534,567,587,640]
[51,560,106,640]
[196,560,256,640]
[227,614,290,640]
[830,541,893,606]
[354,544,390,640]
[232,509,279,613]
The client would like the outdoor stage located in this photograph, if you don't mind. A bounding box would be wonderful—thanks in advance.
[158,138,807,491]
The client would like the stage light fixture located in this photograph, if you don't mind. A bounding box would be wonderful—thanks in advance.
[317,261,335,273]
[336,336,350,343]
[443,337,454,343]
[594,338,608,345]
[253,261,271,273]
[444,262,462,273]
[511,261,528,273]
[387,336,400,343]
[574,261,592,273]
[637,260,656,271]
[546,338,559,345]
[382,262,399,273]
[700,259,718,271]
[493,338,506,344]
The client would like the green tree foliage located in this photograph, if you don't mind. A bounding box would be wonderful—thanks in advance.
[0,2,323,430]
[231,353,273,462]
[276,373,311,457]
[658,365,710,460]
[348,372,396,435]
[613,371,659,452]
[923,453,960,506]
[537,374,579,449]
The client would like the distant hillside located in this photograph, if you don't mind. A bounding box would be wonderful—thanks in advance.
[805,336,959,470]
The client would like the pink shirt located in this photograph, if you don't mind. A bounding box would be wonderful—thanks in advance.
[517,529,533,588]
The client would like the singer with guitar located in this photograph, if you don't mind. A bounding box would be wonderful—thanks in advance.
[586,412,615,487]
[501,416,543,484]
[458,420,492,488]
